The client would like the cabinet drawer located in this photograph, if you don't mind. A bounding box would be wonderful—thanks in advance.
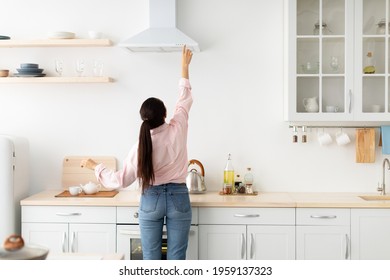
[199,208,295,225]
[22,206,116,223]
[296,208,350,226]
[117,206,198,224]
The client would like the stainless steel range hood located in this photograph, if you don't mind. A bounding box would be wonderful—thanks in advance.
[119,0,200,52]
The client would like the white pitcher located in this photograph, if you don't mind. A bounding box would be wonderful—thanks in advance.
[303,97,319,112]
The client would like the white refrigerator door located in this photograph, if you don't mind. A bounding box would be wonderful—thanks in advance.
[0,136,15,242]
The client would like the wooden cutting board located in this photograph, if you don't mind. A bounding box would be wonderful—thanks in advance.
[62,156,117,189]
[355,129,376,163]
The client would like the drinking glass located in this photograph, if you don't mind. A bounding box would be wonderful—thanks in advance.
[55,60,63,76]
[75,59,85,77]
[330,56,339,72]
[93,60,104,77]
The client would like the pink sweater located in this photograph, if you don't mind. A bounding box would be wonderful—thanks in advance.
[94,78,193,189]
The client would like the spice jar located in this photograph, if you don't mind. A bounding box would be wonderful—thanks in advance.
[292,126,298,143]
[302,126,307,143]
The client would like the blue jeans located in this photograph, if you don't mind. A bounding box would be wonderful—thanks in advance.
[139,183,192,260]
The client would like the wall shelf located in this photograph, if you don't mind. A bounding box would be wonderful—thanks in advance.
[0,76,113,83]
[0,39,112,47]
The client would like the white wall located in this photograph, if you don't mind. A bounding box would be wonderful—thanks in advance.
[0,0,386,195]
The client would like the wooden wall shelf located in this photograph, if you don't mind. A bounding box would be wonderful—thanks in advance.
[0,39,112,47]
[0,77,113,83]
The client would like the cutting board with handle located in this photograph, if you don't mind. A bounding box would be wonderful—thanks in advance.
[355,129,376,163]
[62,156,117,190]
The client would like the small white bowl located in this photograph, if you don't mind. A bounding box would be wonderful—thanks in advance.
[88,31,103,39]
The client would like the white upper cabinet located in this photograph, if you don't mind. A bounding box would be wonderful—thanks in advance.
[354,0,390,120]
[285,0,390,122]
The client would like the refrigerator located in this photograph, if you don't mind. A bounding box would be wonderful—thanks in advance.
[0,135,29,243]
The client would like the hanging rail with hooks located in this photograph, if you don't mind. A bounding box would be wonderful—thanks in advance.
[288,125,381,129]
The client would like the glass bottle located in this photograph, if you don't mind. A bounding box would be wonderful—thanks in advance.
[223,154,234,194]
[363,52,375,74]
[244,167,254,194]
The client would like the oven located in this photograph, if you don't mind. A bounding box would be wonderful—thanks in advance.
[116,207,198,260]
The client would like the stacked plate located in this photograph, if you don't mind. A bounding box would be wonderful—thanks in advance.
[14,63,46,77]
[48,31,75,39]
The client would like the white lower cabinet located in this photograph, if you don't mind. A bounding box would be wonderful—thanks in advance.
[351,209,390,260]
[296,208,351,260]
[21,206,116,255]
[198,208,295,260]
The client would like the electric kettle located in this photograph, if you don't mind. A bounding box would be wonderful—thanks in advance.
[186,159,206,194]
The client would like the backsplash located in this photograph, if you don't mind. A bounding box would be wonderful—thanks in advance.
[0,0,387,195]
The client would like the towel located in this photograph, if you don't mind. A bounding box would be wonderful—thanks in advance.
[381,126,390,154]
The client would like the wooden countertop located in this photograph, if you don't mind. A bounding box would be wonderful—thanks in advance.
[20,190,390,208]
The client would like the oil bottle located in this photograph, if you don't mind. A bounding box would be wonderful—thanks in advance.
[363,52,376,74]
[223,153,235,194]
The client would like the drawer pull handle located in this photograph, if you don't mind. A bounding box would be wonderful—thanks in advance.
[310,215,337,219]
[119,229,195,238]
[234,214,260,218]
[56,213,82,216]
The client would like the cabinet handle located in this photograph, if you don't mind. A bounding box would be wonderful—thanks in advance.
[310,215,337,219]
[250,233,255,259]
[71,232,76,253]
[62,232,67,253]
[119,229,196,237]
[348,90,352,113]
[240,233,246,259]
[234,214,260,218]
[56,212,82,216]
[345,234,349,260]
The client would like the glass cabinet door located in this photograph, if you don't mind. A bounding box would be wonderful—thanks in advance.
[355,0,390,120]
[286,0,354,121]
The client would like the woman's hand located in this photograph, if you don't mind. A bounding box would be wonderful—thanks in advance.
[80,158,98,170]
[182,45,193,79]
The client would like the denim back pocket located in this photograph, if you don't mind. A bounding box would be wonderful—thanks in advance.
[169,189,191,213]
[140,190,160,213]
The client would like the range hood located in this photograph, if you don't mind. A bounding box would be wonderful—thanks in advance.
[119,0,200,52]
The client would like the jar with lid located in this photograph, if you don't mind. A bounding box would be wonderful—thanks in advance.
[313,21,331,35]
[235,174,245,193]
[244,167,254,194]
[377,19,387,34]
[223,153,235,194]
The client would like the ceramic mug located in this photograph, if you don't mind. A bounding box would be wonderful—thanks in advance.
[371,104,381,113]
[69,186,82,196]
[88,31,103,39]
[326,105,339,112]
[336,131,351,146]
[317,131,332,145]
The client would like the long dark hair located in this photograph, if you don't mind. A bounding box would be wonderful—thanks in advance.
[137,97,166,192]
